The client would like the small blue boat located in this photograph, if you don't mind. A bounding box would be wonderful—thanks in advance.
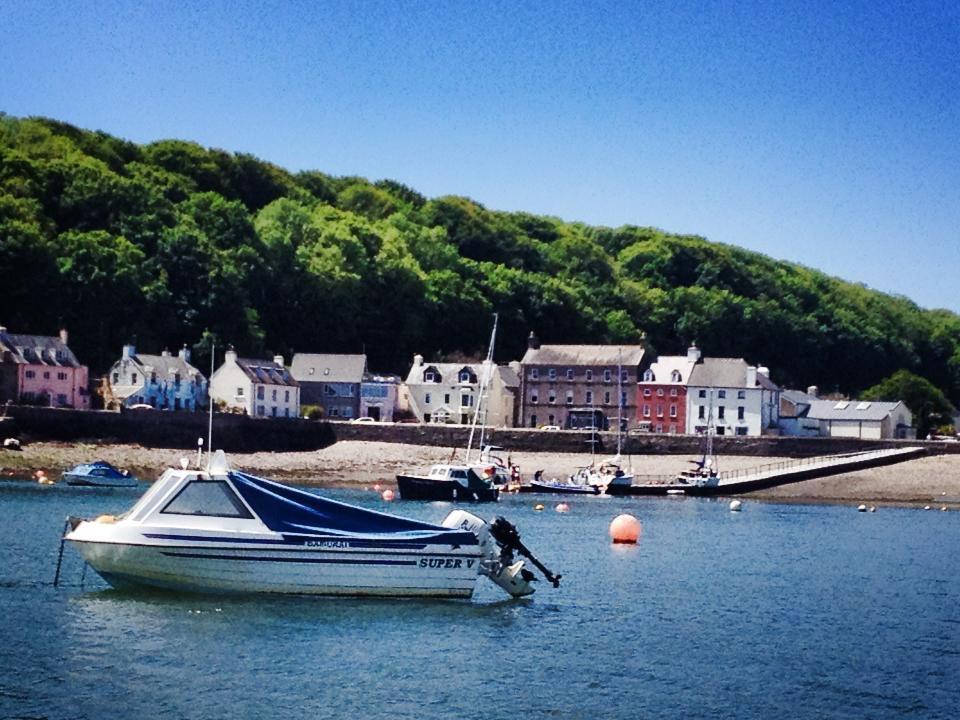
[62,460,137,487]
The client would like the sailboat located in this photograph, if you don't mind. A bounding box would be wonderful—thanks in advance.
[676,391,719,488]
[396,315,507,502]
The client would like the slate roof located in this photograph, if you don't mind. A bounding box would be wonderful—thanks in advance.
[806,399,907,422]
[405,363,482,386]
[521,345,646,367]
[497,364,520,389]
[125,353,204,379]
[642,356,697,385]
[0,332,82,367]
[237,358,298,387]
[291,354,367,384]
[687,357,780,391]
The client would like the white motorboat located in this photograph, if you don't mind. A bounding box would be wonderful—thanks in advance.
[64,451,560,599]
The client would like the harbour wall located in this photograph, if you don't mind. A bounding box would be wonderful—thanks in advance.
[2,407,957,457]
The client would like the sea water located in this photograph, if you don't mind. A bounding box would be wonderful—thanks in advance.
[0,480,958,719]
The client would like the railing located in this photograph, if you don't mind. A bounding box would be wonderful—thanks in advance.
[716,447,920,482]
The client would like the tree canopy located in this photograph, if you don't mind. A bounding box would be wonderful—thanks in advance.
[2,112,959,410]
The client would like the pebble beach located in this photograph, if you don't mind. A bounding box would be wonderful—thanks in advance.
[3,440,960,507]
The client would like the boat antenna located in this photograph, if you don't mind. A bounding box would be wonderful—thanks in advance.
[466,312,498,464]
[206,341,215,468]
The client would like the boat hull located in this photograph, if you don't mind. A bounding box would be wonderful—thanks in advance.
[395,475,499,502]
[70,537,483,598]
[520,482,602,496]
[63,473,138,488]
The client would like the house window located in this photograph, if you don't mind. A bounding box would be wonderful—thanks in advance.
[112,372,119,383]
[530,391,539,404]
[585,369,593,382]
[585,391,593,404]
[718,390,727,399]
[669,404,677,417]
[424,371,436,382]
[698,406,705,419]
[621,391,627,407]
[57,372,67,381]
[736,427,748,436]
[529,415,537,428]
[621,371,628,382]
[257,386,264,400]
[548,391,556,404]
[718,406,725,419]
[131,373,138,384]
[655,424,663,433]
[330,407,340,417]
[343,406,353,418]
[643,388,651,397]
[285,390,290,402]
[237,387,244,397]
[670,388,678,397]
[657,405,664,417]
[257,405,265,416]
[698,389,706,398]
[643,369,654,382]
[548,368,556,381]
[272,389,277,401]
[460,393,473,408]
[738,406,745,420]
[425,393,432,405]
[443,393,450,404]
[643,404,650,417]
[566,391,574,405]
[57,394,67,405]
[43,371,50,379]
[604,391,611,405]
[25,370,35,379]
[530,369,539,380]
[656,389,664,396]
[603,369,612,382]
[737,390,746,399]
[547,414,555,425]
[271,406,277,417]
[716,427,725,436]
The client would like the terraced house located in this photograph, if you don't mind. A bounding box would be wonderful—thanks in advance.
[518,333,645,430]
[0,326,90,409]
[105,344,207,410]
[210,349,299,418]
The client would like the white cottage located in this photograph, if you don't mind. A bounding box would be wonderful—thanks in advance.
[107,344,207,411]
[685,358,780,436]
[402,354,518,427]
[210,349,300,418]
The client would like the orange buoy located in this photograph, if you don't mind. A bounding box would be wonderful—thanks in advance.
[609,513,641,544]
[373,483,381,492]
[381,489,395,501]
[555,502,570,513]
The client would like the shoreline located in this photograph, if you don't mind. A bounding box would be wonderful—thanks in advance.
[2,440,959,508]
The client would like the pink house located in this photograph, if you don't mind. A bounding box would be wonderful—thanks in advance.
[0,326,91,409]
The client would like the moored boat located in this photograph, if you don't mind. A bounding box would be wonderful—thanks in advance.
[62,460,137,487]
[64,451,559,599]
[396,463,501,502]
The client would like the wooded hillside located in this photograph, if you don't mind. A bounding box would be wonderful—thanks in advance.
[2,113,959,405]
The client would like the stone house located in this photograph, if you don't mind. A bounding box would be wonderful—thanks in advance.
[0,326,90,409]
[106,344,207,410]
[210,349,299,418]
[290,353,367,420]
[518,333,645,430]
[403,355,518,427]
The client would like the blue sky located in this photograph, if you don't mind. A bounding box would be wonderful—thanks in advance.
[2,1,959,311]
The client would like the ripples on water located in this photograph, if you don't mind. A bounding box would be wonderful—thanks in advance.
[1,480,958,719]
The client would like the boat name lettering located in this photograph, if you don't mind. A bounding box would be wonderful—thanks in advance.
[419,557,470,569]
[305,540,350,548]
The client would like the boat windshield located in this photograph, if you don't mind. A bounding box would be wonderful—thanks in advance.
[161,480,254,519]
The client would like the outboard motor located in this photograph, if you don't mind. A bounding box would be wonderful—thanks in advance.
[441,510,561,598]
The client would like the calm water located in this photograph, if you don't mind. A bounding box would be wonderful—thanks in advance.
[1,479,958,719]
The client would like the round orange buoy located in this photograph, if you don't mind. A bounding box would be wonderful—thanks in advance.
[373,483,381,492]
[381,489,395,501]
[609,513,641,544]
[555,502,570,513]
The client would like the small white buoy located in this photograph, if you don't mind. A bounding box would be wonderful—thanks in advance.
[555,502,570,513]
[381,489,395,502]
[729,500,742,512]
[924,505,932,511]
[857,504,867,512]
[609,514,641,543]
[534,503,544,511]
[941,506,948,512]
[869,506,876,512]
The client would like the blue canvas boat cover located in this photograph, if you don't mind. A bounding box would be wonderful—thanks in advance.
[229,471,479,545]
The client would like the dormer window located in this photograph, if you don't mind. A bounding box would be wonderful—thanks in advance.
[671,370,681,382]
[424,371,437,382]
[458,370,472,383]
[643,369,655,382]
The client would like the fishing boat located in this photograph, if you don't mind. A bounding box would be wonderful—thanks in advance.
[396,316,510,502]
[62,450,560,599]
[62,460,137,487]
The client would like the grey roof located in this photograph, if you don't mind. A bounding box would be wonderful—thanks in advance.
[806,399,907,422]
[237,358,298,387]
[521,345,646,367]
[782,389,817,405]
[0,332,82,367]
[687,358,780,391]
[497,364,520,388]
[642,356,697,384]
[124,353,204,380]
[405,362,481,385]
[291,354,366,383]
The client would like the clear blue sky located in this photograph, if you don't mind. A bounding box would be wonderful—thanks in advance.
[3,1,959,311]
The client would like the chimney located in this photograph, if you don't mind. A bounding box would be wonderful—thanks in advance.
[225,347,238,364]
[413,353,424,368]
[273,354,285,368]
[687,343,701,362]
[746,365,758,387]
[123,343,136,360]
[757,366,770,378]
[179,344,191,363]
[527,331,541,350]
[807,385,819,398]
[59,327,69,346]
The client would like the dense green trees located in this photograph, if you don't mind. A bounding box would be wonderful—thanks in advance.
[2,112,960,411]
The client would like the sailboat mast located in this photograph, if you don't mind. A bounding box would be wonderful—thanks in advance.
[617,347,623,457]
[465,313,498,464]
[206,342,215,467]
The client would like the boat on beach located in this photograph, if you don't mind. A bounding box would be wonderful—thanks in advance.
[63,450,560,599]
[62,460,137,487]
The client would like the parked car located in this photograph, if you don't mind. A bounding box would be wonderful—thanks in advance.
[350,417,376,423]
[540,425,561,432]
